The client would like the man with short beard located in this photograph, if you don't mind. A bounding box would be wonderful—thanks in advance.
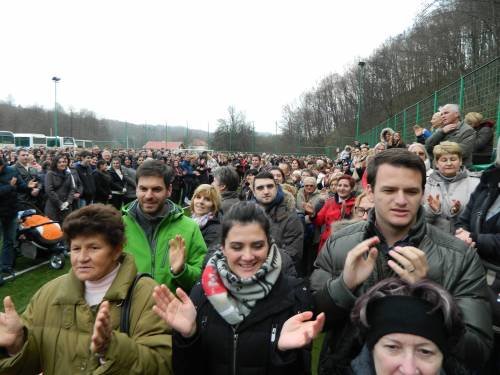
[123,160,207,292]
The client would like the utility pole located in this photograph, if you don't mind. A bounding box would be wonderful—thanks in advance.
[52,76,61,138]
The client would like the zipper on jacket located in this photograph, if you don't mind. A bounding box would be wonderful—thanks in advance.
[161,242,170,268]
[270,324,278,344]
[232,327,239,375]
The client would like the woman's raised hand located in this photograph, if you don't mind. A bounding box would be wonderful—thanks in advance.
[426,194,441,213]
[0,297,25,355]
[90,301,112,356]
[152,285,197,338]
[277,312,325,351]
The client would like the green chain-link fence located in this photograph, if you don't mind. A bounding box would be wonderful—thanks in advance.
[357,57,500,148]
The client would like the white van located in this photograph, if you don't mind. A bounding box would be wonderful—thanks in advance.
[0,131,15,149]
[46,136,77,148]
[14,133,47,148]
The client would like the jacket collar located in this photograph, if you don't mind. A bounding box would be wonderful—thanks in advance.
[52,253,138,305]
[365,206,426,250]
[221,190,239,200]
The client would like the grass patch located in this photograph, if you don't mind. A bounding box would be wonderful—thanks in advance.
[0,259,70,313]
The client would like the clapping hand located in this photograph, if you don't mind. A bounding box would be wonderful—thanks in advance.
[0,297,25,355]
[442,123,458,134]
[450,199,461,215]
[169,235,186,274]
[152,285,197,338]
[302,202,314,216]
[27,179,37,189]
[277,312,325,351]
[426,194,441,213]
[343,236,380,290]
[455,228,475,247]
[388,246,428,284]
[90,301,112,356]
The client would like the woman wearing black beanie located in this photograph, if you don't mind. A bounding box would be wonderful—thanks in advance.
[348,278,466,375]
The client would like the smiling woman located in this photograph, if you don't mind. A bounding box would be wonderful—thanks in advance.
[0,204,173,374]
[153,201,324,375]
[189,184,222,248]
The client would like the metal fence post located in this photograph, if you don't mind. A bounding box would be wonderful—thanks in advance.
[458,76,465,112]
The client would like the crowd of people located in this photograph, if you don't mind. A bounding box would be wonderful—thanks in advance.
[0,102,499,374]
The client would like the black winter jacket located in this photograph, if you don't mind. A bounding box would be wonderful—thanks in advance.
[93,170,111,204]
[75,163,96,201]
[0,165,28,218]
[456,165,500,264]
[263,189,304,267]
[173,274,314,375]
[199,212,222,248]
[310,207,492,373]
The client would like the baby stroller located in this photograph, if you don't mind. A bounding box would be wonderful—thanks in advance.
[16,209,67,270]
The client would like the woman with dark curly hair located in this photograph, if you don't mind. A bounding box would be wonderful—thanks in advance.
[153,201,324,375]
[349,278,465,375]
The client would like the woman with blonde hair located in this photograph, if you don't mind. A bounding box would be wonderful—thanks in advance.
[464,111,495,164]
[190,184,222,248]
[424,141,479,233]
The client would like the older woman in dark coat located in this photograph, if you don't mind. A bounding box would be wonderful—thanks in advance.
[44,154,75,222]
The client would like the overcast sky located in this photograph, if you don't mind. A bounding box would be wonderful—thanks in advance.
[0,0,424,133]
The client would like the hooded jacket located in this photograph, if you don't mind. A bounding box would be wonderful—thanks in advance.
[424,167,480,233]
[310,208,492,373]
[123,199,207,292]
[0,253,172,375]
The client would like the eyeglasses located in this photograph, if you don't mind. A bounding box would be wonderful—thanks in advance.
[255,183,275,191]
[354,206,371,216]
[304,184,315,187]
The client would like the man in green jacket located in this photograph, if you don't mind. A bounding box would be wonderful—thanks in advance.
[310,149,492,373]
[123,160,207,292]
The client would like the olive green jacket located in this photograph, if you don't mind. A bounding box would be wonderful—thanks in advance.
[311,208,492,372]
[0,253,172,374]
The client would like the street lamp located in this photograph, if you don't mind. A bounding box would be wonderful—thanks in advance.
[355,62,365,139]
[52,76,61,138]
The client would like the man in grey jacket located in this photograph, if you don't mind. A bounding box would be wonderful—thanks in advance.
[311,149,492,373]
[425,103,476,167]
[253,171,304,270]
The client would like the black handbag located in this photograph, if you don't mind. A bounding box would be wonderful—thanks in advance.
[120,273,152,334]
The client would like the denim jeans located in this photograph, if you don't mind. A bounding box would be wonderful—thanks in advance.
[0,216,17,270]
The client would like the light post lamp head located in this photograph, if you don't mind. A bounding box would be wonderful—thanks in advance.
[52,76,61,82]
[358,61,366,68]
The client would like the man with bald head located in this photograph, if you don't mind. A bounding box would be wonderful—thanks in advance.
[425,103,476,167]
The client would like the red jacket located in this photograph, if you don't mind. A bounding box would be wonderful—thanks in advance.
[313,194,356,252]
